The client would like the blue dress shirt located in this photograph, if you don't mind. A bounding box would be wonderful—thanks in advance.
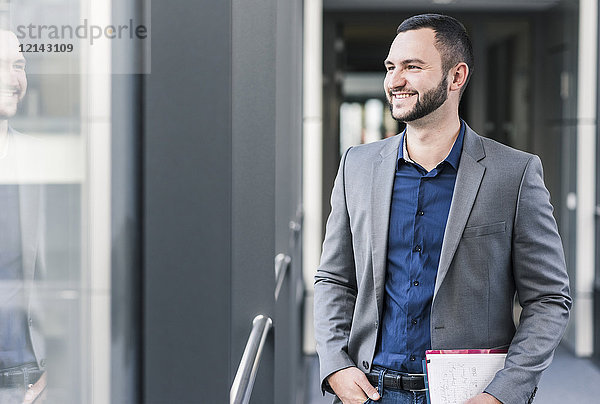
[373,122,465,373]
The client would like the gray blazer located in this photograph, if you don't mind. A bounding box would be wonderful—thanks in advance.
[9,127,46,370]
[314,124,571,404]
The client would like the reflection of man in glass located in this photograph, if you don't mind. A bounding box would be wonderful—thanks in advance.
[0,29,46,404]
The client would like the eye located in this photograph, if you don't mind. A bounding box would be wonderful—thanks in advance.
[407,65,421,70]
[385,65,395,72]
[13,63,26,71]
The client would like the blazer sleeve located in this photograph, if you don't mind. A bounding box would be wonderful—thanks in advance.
[314,147,359,394]
[485,155,572,404]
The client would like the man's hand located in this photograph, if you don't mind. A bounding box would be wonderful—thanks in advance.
[465,392,502,404]
[327,367,381,404]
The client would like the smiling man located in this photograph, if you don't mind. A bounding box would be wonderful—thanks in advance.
[314,14,571,404]
[0,31,27,135]
[0,30,47,403]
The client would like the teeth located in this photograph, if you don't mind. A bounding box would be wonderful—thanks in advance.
[393,93,415,99]
[0,90,15,97]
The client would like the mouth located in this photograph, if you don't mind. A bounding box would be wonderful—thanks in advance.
[0,88,20,103]
[0,88,19,98]
[391,91,417,100]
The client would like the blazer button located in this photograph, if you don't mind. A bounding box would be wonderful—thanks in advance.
[362,361,369,369]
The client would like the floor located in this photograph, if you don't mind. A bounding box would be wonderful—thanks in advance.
[305,344,600,403]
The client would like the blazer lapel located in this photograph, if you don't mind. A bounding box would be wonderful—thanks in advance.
[434,126,486,299]
[371,135,402,319]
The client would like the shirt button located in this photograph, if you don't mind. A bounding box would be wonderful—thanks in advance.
[417,210,424,216]
[362,361,369,369]
[413,280,419,286]
[410,355,416,361]
[413,245,421,252]
[375,321,379,329]
[411,319,418,325]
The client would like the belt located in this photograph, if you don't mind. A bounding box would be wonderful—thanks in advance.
[366,371,426,392]
[0,363,44,388]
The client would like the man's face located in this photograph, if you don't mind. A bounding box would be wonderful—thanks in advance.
[383,28,449,123]
[0,31,27,120]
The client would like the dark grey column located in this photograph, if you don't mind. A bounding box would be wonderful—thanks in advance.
[230,0,278,402]
[273,0,304,403]
[144,0,232,402]
[144,0,304,402]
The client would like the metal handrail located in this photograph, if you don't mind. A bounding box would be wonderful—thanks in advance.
[230,315,273,404]
[274,253,291,300]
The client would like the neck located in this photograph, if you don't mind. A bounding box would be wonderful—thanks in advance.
[404,106,461,172]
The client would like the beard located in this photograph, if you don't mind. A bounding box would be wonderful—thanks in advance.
[0,102,19,120]
[0,101,20,120]
[388,74,448,122]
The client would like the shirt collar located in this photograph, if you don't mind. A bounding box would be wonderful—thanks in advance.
[398,120,465,171]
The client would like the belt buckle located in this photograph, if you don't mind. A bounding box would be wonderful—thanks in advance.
[401,372,427,392]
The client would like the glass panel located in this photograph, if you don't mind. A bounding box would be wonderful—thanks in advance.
[0,1,112,402]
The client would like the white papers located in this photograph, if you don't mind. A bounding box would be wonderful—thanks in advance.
[426,352,507,404]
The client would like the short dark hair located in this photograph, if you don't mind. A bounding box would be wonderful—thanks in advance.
[397,14,474,91]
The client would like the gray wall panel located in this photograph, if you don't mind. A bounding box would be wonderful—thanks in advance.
[144,0,302,402]
[231,0,277,402]
[274,0,304,403]
[144,0,232,402]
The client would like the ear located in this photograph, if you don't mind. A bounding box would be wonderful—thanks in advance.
[449,62,469,92]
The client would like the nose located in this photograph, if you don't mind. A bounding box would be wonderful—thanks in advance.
[0,63,18,87]
[388,69,407,90]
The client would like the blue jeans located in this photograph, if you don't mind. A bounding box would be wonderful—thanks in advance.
[364,367,427,404]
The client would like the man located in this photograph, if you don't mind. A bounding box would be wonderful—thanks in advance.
[0,29,47,403]
[314,14,571,404]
